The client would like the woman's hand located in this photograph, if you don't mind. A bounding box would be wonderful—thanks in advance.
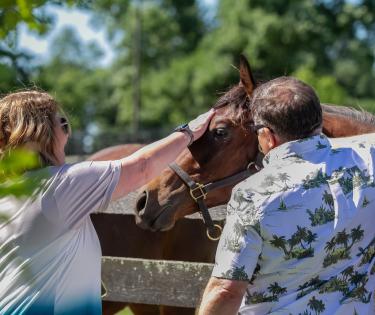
[112,108,215,200]
[188,109,215,141]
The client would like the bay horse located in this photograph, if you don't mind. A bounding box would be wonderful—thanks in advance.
[90,55,375,315]
[133,55,375,234]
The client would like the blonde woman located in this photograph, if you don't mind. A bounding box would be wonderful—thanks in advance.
[0,90,214,315]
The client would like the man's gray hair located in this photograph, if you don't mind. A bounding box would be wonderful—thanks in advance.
[250,77,322,141]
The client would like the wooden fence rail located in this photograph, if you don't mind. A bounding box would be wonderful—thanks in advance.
[101,257,214,307]
[94,190,226,308]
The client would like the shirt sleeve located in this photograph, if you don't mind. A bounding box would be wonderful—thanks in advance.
[53,160,121,229]
[211,185,263,281]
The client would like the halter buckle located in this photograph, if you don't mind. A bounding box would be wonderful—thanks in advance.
[190,183,207,202]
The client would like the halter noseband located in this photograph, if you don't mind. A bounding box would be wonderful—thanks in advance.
[169,155,263,241]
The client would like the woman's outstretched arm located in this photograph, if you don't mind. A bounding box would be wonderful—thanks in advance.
[111,109,215,200]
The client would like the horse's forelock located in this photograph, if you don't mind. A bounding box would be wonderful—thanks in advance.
[213,85,252,126]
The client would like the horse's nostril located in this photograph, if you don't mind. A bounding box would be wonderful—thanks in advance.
[135,191,148,215]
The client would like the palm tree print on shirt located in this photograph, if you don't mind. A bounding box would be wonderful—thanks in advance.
[297,264,372,304]
[223,219,247,253]
[230,189,255,214]
[276,198,303,212]
[303,170,330,190]
[298,296,326,315]
[270,226,317,260]
[316,141,327,150]
[288,153,306,164]
[278,199,287,211]
[319,266,372,304]
[260,172,292,194]
[330,166,374,195]
[302,166,374,194]
[330,148,341,155]
[221,265,249,281]
[245,282,287,304]
[297,276,327,299]
[361,195,370,207]
[357,237,375,274]
[323,225,364,267]
[306,190,335,226]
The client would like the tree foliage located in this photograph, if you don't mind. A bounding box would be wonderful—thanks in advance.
[0,0,53,37]
[0,149,47,208]
[0,0,374,150]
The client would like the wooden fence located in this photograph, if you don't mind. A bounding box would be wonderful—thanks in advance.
[101,257,213,307]
[95,191,227,308]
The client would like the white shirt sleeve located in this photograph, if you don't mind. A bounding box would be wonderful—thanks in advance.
[52,160,121,229]
[212,185,263,281]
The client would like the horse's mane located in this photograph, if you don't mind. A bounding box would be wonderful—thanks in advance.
[213,85,251,125]
[322,103,375,126]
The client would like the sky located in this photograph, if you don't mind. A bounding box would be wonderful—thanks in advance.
[18,6,114,66]
[18,0,217,66]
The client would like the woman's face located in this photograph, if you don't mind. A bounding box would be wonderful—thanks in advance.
[53,116,70,166]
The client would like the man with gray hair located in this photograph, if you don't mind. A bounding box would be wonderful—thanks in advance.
[198,77,374,314]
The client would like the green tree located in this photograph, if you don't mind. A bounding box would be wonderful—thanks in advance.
[0,63,19,93]
[0,149,45,199]
[293,65,349,105]
[0,149,48,223]
[35,27,111,152]
[91,0,207,136]
[0,1,77,88]
[0,0,56,37]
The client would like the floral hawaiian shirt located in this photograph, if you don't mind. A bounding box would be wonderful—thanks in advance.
[212,134,375,315]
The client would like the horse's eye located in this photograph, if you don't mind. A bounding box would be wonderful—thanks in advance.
[214,128,229,138]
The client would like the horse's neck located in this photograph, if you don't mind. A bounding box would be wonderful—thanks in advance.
[322,112,375,138]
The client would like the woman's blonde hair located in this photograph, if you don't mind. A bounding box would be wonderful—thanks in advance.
[0,90,65,165]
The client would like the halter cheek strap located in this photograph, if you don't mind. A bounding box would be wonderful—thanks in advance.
[169,154,263,241]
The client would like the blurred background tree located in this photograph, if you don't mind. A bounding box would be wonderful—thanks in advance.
[0,0,68,204]
[1,0,374,154]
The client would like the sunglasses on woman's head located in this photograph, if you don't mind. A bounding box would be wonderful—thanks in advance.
[60,117,70,135]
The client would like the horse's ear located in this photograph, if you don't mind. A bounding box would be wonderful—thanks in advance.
[239,54,256,96]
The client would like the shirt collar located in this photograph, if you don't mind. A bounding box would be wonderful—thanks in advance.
[263,134,331,166]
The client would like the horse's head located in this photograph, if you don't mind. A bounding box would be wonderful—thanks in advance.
[134,55,260,231]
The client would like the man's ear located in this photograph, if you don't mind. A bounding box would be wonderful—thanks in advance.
[239,54,256,97]
[264,128,278,150]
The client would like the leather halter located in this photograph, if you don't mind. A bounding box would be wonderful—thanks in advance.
[169,155,263,241]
